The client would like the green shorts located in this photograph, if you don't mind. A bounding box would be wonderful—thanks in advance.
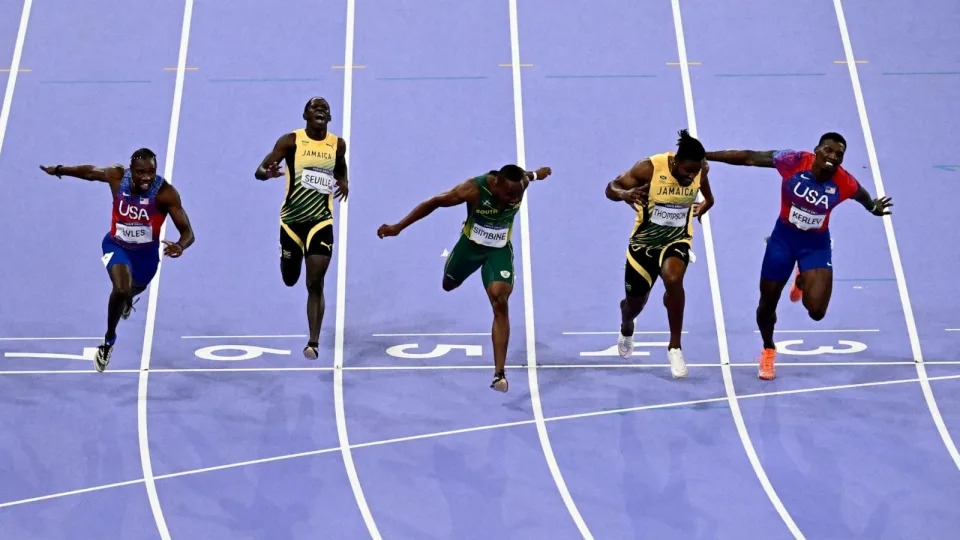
[443,235,515,288]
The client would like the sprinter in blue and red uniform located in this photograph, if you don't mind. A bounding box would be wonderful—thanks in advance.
[40,148,195,372]
[705,133,892,380]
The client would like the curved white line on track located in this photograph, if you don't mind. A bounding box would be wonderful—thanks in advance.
[668,0,804,537]
[831,0,960,471]
[137,2,195,538]
[506,1,592,538]
[332,0,381,537]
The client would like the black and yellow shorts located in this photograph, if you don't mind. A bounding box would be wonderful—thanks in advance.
[280,219,333,259]
[443,234,515,288]
[624,241,690,297]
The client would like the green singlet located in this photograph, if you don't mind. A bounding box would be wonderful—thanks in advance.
[444,173,520,288]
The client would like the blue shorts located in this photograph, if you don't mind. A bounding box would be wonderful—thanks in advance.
[760,219,832,282]
[101,233,160,287]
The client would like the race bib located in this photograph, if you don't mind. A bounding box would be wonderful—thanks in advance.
[650,204,690,227]
[300,167,335,194]
[469,222,509,248]
[788,205,826,230]
[115,223,153,244]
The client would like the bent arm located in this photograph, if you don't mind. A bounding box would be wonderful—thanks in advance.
[696,162,714,218]
[704,150,776,167]
[334,137,348,183]
[255,133,295,180]
[605,159,652,203]
[159,186,195,250]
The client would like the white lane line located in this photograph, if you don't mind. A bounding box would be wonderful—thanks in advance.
[135,2,194,537]
[753,329,880,333]
[832,0,960,471]
[8,372,960,510]
[507,0,591,537]
[669,0,803,537]
[562,331,689,335]
[0,337,100,341]
[0,0,32,158]
[371,332,489,337]
[181,334,307,339]
[333,0,379,537]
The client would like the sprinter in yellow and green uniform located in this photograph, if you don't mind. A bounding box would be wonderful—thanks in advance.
[255,97,348,361]
[377,164,552,393]
[605,129,714,379]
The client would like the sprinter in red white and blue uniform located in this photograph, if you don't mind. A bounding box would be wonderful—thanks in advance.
[40,148,195,372]
[704,133,892,380]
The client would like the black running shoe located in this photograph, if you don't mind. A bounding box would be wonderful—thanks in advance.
[95,342,113,372]
[490,370,508,393]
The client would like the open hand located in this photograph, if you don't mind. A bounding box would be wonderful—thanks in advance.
[377,224,401,238]
[694,200,713,222]
[335,180,349,201]
[532,167,552,180]
[871,196,893,216]
[620,184,649,205]
[162,240,183,258]
[39,165,58,176]
[261,162,284,179]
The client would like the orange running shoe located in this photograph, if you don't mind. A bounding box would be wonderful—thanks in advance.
[788,268,803,303]
[758,348,776,380]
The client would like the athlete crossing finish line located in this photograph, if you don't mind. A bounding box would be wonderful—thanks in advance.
[255,97,348,360]
[605,130,714,378]
[39,149,196,372]
[705,132,892,380]
[377,165,552,392]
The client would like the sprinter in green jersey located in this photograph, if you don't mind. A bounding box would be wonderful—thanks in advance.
[377,164,552,392]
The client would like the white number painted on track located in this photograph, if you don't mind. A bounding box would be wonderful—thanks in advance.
[3,347,98,361]
[194,345,291,361]
[385,343,482,359]
[580,341,669,357]
[775,339,867,356]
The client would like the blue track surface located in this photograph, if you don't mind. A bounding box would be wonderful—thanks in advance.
[1,0,959,538]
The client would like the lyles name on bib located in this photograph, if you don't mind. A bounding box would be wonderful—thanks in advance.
[116,223,153,244]
[301,167,335,194]
[470,222,508,248]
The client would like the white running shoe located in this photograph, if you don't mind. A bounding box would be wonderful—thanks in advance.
[667,348,687,378]
[617,333,634,359]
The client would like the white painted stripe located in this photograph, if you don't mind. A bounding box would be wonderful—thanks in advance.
[669,0,803,537]
[752,329,880,333]
[136,2,194,537]
[946,329,960,332]
[9,372,960,509]
[507,1,592,537]
[562,331,689,335]
[333,0,379,537]
[370,332,489,337]
[0,0,32,158]
[0,337,100,341]
[181,334,306,339]
[832,0,960,471]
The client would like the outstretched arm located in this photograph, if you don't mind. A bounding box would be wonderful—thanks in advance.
[851,183,893,216]
[704,150,776,167]
[525,167,552,182]
[255,133,295,180]
[39,164,125,183]
[605,159,652,209]
[333,137,348,201]
[157,185,196,257]
[377,180,478,238]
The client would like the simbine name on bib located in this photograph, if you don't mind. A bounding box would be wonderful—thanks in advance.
[470,222,508,248]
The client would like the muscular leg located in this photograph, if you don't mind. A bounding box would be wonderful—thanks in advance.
[106,264,133,343]
[797,268,832,320]
[486,281,512,374]
[620,294,649,336]
[281,248,304,287]
[304,254,331,346]
[757,278,788,350]
[660,256,688,350]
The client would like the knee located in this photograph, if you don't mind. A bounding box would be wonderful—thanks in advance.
[442,277,460,292]
[305,274,325,293]
[112,282,132,297]
[488,289,511,314]
[807,306,827,321]
[661,273,684,293]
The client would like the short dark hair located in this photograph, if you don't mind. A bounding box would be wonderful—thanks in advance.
[675,129,705,163]
[304,96,327,114]
[818,132,846,147]
[131,148,157,163]
[498,164,526,182]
